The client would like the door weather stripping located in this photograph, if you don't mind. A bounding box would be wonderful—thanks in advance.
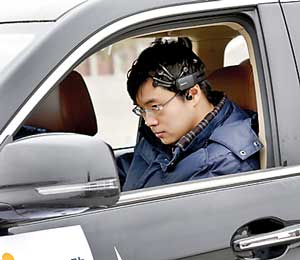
[234,224,300,251]
[36,179,118,195]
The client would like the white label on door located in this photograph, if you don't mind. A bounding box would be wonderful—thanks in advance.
[0,225,94,260]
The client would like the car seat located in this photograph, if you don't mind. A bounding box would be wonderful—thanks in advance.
[207,59,257,111]
[22,70,97,136]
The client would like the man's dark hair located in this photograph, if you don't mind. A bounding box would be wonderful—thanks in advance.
[127,38,215,104]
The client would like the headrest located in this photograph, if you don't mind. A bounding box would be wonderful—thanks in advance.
[25,71,97,135]
[207,59,257,111]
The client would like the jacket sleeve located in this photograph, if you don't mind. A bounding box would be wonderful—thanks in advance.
[116,152,134,187]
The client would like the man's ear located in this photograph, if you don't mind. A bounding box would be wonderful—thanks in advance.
[187,85,202,103]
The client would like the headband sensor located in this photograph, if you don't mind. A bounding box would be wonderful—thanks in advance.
[152,64,205,91]
[175,71,205,91]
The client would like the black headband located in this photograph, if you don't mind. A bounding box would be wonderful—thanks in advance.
[152,63,205,91]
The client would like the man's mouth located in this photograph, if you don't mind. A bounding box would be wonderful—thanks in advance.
[154,131,166,138]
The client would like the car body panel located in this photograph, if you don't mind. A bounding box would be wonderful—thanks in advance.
[0,0,87,22]
[258,4,300,167]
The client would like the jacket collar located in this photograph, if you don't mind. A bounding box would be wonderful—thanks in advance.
[161,98,233,171]
[180,98,233,153]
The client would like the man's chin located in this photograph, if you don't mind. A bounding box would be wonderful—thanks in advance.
[160,137,176,145]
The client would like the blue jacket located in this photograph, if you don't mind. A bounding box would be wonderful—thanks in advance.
[118,99,263,191]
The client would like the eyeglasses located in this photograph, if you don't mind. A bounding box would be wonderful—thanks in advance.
[132,93,179,117]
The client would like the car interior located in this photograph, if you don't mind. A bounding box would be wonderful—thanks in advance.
[14,71,97,139]
[14,21,267,173]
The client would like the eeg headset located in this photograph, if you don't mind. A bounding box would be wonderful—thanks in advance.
[152,60,206,92]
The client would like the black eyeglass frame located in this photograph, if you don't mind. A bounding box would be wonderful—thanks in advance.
[132,93,179,117]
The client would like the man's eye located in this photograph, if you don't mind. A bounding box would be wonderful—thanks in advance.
[151,105,160,111]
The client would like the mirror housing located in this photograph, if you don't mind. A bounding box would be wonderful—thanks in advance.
[0,133,120,226]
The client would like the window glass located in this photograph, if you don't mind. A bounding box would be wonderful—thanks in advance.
[76,38,153,148]
[224,35,249,66]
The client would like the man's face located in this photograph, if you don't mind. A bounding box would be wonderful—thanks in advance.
[136,78,198,145]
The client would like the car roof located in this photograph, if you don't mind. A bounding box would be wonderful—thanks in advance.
[0,0,87,22]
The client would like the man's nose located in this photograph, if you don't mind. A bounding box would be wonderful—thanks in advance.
[144,113,158,127]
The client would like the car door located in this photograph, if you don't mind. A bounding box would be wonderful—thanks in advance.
[2,1,300,260]
[8,166,300,260]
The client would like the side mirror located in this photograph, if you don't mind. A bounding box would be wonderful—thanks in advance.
[0,133,120,226]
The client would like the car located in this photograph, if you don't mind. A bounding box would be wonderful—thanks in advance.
[1,0,300,259]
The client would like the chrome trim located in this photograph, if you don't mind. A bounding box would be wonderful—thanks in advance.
[234,224,300,250]
[36,179,118,195]
[0,0,277,144]
[280,0,299,2]
[117,165,300,205]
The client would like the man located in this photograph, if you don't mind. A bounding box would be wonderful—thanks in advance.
[117,38,263,191]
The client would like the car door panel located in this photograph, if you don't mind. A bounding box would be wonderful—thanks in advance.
[10,166,300,260]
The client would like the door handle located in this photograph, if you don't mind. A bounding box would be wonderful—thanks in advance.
[233,224,300,252]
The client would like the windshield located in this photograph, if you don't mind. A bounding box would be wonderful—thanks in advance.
[0,23,53,73]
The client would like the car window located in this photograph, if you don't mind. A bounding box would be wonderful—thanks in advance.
[74,38,153,149]
[84,22,266,191]
[14,20,269,191]
[14,38,153,149]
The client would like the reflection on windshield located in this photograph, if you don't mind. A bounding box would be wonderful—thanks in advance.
[0,34,34,72]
